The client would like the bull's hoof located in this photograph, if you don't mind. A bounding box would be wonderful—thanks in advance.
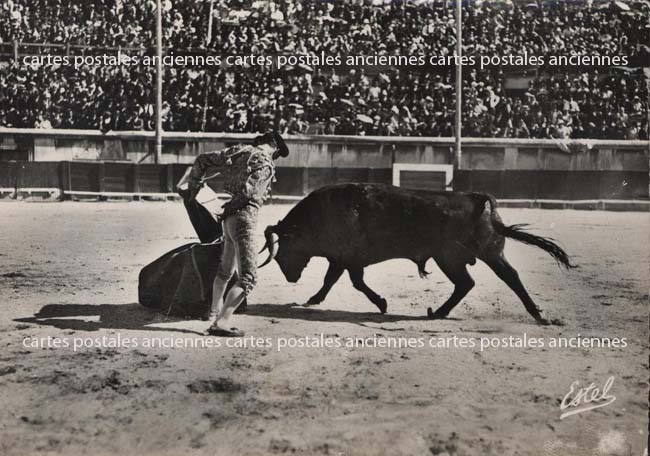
[535,317,551,326]
[306,295,323,306]
[427,307,448,320]
[377,298,387,314]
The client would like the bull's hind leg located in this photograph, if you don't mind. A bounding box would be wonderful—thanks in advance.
[306,261,344,305]
[483,254,549,325]
[348,267,387,314]
[428,257,475,319]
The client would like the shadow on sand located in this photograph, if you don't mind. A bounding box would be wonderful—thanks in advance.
[14,303,205,335]
[243,303,454,325]
[15,302,459,334]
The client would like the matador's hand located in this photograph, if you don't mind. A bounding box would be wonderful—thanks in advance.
[179,179,201,202]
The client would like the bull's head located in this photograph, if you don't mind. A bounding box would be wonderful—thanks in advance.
[259,223,309,283]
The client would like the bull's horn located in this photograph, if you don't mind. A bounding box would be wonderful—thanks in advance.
[259,227,279,268]
[259,223,275,254]
[259,239,270,255]
[258,224,277,254]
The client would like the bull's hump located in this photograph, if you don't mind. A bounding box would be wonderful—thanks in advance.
[287,183,455,229]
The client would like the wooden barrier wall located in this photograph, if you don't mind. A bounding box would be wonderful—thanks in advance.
[0,161,647,201]
[0,128,647,200]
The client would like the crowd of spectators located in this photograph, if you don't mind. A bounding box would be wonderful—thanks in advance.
[463,68,648,139]
[0,0,648,139]
[2,0,648,58]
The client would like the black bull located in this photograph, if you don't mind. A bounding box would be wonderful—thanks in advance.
[259,183,574,325]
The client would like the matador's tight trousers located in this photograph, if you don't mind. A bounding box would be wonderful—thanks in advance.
[210,205,258,328]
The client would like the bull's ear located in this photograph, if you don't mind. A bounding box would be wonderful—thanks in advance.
[274,220,288,237]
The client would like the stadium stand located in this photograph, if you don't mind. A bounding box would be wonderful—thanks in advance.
[0,0,648,138]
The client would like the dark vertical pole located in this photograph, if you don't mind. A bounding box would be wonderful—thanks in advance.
[206,0,215,46]
[455,0,462,170]
[155,0,163,164]
[202,73,211,131]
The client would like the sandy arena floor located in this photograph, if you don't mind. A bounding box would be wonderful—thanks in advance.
[0,201,647,456]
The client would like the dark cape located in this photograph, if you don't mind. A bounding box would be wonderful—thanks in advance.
[138,199,243,318]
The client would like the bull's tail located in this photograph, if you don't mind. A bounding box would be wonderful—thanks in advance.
[484,196,576,269]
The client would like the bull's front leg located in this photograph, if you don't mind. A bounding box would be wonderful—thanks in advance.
[348,267,387,314]
[306,261,344,306]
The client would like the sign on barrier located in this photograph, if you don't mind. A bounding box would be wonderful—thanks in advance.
[392,164,454,191]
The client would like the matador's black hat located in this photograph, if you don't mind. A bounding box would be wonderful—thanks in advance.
[253,131,289,157]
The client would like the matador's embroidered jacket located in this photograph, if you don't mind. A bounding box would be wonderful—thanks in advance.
[188,143,276,217]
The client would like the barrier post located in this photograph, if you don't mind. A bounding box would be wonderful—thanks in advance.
[132,163,141,194]
[60,161,71,200]
[97,162,106,194]
[166,164,174,193]
[301,168,309,195]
